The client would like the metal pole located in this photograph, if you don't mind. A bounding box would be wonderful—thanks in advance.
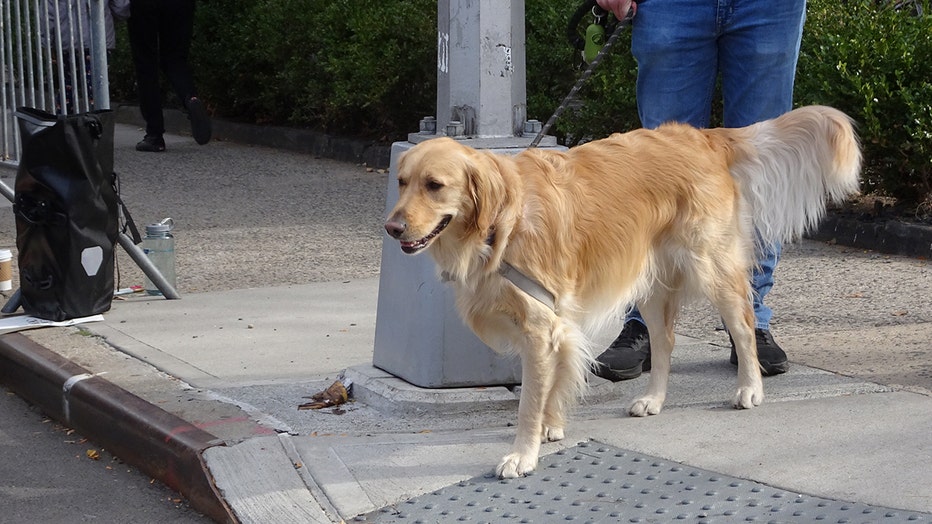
[1,0,11,160]
[88,0,109,110]
[373,0,536,388]
[0,175,13,201]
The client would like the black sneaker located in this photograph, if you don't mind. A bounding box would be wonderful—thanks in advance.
[593,320,651,381]
[730,328,789,376]
[136,134,165,152]
[186,96,212,145]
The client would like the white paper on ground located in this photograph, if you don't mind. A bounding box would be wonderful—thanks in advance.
[0,314,105,335]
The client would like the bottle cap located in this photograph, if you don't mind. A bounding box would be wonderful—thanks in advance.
[146,217,174,235]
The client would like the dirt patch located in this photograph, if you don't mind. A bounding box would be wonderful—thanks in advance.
[832,193,932,226]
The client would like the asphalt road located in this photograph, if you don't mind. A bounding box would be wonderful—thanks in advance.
[0,385,212,524]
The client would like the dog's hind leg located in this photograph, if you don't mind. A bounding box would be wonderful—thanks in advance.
[710,274,764,409]
[629,293,677,417]
[497,333,557,478]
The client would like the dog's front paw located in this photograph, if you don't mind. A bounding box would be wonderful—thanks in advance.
[542,426,564,443]
[496,452,538,479]
[628,396,664,417]
[733,386,764,409]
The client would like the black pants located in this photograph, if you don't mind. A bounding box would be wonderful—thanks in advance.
[127,0,197,137]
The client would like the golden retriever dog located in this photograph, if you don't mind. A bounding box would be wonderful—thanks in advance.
[384,105,861,478]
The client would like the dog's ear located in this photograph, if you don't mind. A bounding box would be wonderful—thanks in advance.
[464,151,508,236]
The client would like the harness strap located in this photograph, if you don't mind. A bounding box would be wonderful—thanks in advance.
[499,261,557,312]
[112,171,142,244]
[485,227,557,312]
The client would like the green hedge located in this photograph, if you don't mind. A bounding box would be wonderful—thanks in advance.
[108,0,634,141]
[110,0,437,138]
[109,0,931,209]
[797,0,931,210]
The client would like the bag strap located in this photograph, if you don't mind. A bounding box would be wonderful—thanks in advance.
[112,171,142,245]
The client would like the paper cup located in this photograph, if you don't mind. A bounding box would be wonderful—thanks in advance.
[0,249,11,291]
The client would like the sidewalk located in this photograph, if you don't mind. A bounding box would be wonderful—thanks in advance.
[0,117,930,523]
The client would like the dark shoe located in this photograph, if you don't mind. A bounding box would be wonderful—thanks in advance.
[135,134,165,152]
[730,328,789,376]
[186,96,212,145]
[593,320,651,381]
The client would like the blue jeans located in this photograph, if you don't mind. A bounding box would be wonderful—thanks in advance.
[626,0,805,330]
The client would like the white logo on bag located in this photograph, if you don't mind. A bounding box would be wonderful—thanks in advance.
[81,246,103,276]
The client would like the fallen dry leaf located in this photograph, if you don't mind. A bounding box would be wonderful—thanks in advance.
[86,449,100,460]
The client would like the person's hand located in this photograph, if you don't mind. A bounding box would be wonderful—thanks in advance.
[596,0,637,20]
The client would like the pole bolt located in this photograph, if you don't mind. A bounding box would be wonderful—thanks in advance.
[419,116,437,134]
[524,119,542,135]
[446,120,464,137]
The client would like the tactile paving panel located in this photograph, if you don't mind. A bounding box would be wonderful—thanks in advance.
[358,441,931,523]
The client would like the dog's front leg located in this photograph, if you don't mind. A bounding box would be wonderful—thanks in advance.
[497,340,554,478]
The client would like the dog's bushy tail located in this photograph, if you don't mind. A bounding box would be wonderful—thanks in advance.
[719,105,862,246]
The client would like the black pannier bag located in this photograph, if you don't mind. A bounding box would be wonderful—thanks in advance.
[13,107,118,321]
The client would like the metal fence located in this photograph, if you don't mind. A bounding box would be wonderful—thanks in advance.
[1,0,111,166]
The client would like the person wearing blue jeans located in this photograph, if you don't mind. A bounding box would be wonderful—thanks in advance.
[592,0,805,380]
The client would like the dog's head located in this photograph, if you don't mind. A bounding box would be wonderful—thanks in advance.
[384,137,507,256]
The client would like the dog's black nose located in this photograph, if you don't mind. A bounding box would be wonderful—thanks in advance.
[384,220,406,239]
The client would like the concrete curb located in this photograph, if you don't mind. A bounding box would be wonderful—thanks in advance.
[0,332,236,524]
[811,213,932,259]
[344,365,519,415]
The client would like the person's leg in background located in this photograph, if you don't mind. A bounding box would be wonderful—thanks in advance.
[593,0,805,381]
[159,0,211,145]
[717,0,806,374]
[128,0,166,151]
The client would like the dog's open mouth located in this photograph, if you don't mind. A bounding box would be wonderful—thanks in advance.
[400,215,451,254]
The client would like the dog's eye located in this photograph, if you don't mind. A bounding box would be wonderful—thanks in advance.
[397,178,408,188]
[426,180,444,191]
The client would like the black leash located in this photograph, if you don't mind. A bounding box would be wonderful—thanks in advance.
[529,3,634,148]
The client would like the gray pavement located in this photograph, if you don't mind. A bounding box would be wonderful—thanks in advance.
[0,115,930,523]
